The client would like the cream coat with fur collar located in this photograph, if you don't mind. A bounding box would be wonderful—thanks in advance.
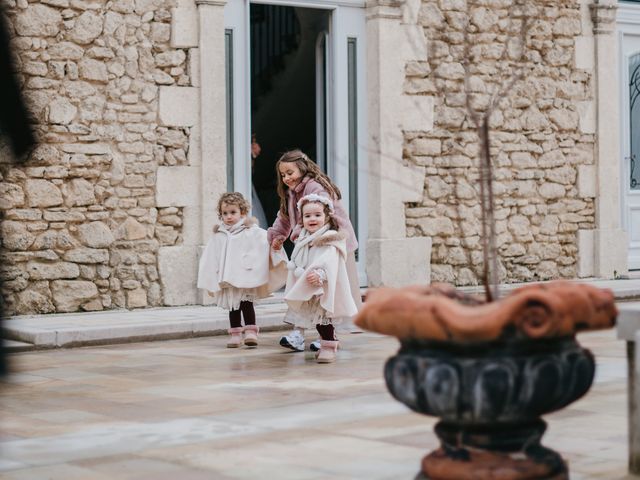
[284,230,358,320]
[197,217,287,298]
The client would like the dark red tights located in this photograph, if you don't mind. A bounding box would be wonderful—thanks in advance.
[316,324,336,341]
[229,301,256,328]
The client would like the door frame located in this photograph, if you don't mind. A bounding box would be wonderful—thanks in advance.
[224,0,368,283]
[618,2,640,269]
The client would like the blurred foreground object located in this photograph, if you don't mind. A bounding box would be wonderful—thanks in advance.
[0,6,35,158]
[356,281,617,479]
[0,6,37,376]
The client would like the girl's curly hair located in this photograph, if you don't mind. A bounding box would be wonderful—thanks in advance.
[217,192,250,217]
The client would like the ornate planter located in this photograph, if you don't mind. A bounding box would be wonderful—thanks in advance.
[355,281,617,480]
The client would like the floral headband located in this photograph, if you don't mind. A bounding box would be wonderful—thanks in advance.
[297,193,335,213]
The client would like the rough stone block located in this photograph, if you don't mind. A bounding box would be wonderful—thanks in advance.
[61,143,110,154]
[15,5,61,37]
[367,237,432,287]
[69,11,103,44]
[25,179,63,207]
[158,86,199,127]
[1,221,35,250]
[78,221,115,248]
[27,261,79,280]
[0,183,25,209]
[116,217,147,240]
[62,178,96,207]
[156,166,199,207]
[16,287,55,314]
[63,248,109,264]
[50,280,99,312]
[127,288,148,309]
[48,99,77,125]
[158,245,198,305]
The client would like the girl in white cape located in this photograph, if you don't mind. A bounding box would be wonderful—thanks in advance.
[198,192,287,348]
[284,194,358,363]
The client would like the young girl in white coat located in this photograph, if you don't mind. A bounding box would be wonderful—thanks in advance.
[284,194,358,363]
[198,192,287,348]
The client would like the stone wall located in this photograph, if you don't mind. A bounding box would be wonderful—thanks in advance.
[0,0,190,314]
[404,0,596,285]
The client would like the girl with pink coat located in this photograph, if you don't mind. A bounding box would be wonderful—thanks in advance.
[283,194,358,363]
[268,149,361,352]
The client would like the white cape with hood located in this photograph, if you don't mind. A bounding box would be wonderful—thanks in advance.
[197,217,288,299]
[284,228,358,322]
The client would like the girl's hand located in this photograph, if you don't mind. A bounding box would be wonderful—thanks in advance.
[306,271,322,287]
[272,238,284,250]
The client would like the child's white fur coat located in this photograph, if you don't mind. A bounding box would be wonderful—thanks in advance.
[284,229,358,321]
[197,217,287,299]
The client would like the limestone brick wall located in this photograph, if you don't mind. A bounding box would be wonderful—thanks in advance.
[0,0,190,314]
[404,0,596,285]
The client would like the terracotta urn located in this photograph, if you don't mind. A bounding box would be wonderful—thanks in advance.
[355,281,617,480]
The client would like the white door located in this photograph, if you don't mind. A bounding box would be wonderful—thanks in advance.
[224,0,368,284]
[620,21,640,269]
[329,4,368,285]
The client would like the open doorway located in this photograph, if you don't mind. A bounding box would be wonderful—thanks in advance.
[250,4,330,226]
[224,0,367,283]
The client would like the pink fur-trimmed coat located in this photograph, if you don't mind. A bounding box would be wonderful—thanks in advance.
[267,176,358,252]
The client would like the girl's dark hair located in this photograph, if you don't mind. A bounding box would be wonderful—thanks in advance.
[300,199,339,231]
[275,149,342,219]
[217,192,250,217]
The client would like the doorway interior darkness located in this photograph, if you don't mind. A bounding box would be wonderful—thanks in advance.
[250,4,330,226]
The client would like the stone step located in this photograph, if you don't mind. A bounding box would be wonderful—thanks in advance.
[3,340,35,352]
[2,302,290,349]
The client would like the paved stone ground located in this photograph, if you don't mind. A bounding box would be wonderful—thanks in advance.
[0,329,631,479]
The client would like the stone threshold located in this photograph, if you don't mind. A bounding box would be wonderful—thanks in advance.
[4,278,640,352]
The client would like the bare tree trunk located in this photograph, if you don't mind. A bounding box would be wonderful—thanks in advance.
[478,118,499,302]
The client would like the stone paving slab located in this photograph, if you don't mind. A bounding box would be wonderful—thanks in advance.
[4,278,640,351]
[0,330,628,479]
